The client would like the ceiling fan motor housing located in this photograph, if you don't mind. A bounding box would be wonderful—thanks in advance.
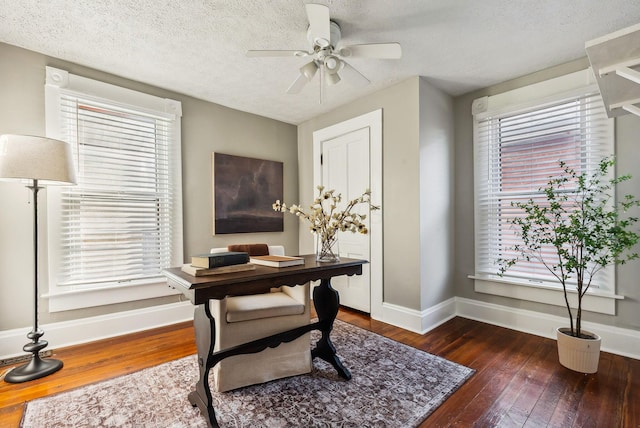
[308,20,342,50]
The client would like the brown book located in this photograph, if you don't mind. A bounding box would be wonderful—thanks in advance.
[249,255,305,268]
[181,263,255,277]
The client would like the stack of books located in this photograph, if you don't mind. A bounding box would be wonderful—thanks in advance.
[181,251,255,277]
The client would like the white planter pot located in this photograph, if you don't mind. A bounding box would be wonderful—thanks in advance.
[556,327,601,374]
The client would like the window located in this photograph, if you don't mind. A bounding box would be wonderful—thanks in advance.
[45,67,183,311]
[472,69,618,313]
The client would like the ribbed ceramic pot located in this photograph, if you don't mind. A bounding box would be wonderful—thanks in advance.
[556,327,601,374]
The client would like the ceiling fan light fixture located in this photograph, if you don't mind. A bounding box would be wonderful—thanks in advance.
[325,55,340,72]
[300,61,318,80]
[338,47,352,58]
[326,71,341,86]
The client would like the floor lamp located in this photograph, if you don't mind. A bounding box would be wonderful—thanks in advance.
[0,134,76,383]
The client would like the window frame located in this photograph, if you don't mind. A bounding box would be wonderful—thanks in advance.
[470,69,622,315]
[44,66,184,312]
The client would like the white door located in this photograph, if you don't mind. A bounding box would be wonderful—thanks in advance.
[313,109,382,318]
[320,128,371,312]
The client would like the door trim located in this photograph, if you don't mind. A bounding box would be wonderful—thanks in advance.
[313,109,383,319]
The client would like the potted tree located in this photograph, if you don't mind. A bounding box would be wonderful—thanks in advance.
[498,157,640,373]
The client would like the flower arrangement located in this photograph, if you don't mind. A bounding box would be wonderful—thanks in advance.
[273,186,379,262]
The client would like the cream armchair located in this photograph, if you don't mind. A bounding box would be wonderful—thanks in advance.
[208,245,311,392]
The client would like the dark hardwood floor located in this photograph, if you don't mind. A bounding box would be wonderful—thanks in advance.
[1,308,638,427]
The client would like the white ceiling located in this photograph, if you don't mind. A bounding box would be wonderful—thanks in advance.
[2,0,640,125]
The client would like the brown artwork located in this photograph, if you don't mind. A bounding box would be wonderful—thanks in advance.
[212,152,283,234]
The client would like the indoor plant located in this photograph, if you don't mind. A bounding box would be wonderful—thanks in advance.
[273,186,379,262]
[498,157,640,373]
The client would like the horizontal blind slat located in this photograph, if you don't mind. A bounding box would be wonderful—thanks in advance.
[57,93,177,286]
[474,89,613,289]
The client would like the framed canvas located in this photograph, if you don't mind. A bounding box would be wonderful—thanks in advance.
[212,152,284,234]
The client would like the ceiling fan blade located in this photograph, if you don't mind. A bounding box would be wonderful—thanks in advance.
[339,43,402,59]
[286,73,310,94]
[341,61,370,87]
[306,3,331,47]
[247,50,308,57]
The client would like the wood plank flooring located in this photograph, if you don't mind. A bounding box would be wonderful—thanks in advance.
[1,309,639,427]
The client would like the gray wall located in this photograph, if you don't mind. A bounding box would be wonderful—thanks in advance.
[0,43,298,330]
[298,77,421,310]
[453,57,640,331]
[298,76,455,312]
[419,78,455,310]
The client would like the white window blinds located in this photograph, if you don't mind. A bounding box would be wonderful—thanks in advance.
[56,94,177,286]
[474,89,614,288]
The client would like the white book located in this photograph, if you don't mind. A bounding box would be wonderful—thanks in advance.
[249,255,305,268]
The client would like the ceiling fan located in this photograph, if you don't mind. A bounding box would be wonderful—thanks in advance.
[246,3,402,103]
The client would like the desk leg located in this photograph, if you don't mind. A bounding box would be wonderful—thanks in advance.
[189,304,219,428]
[311,278,352,380]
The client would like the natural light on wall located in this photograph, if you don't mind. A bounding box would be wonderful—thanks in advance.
[44,66,184,312]
[470,69,622,315]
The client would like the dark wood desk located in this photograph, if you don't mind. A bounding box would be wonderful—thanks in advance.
[163,255,366,428]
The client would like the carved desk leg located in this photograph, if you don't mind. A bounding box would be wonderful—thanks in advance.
[311,278,352,380]
[189,303,219,428]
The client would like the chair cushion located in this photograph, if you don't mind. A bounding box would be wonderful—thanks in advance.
[226,291,305,323]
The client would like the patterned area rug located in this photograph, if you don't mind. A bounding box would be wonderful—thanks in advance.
[21,320,474,427]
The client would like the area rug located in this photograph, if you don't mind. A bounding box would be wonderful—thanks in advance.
[21,320,474,427]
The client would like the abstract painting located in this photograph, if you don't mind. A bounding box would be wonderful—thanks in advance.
[212,152,283,234]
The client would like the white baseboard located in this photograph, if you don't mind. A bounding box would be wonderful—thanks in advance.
[375,296,639,360]
[455,297,640,360]
[2,297,637,362]
[0,301,193,360]
[378,298,457,335]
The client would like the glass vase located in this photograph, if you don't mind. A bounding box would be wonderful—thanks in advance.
[316,235,340,262]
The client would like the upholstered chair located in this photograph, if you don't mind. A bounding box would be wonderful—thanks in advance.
[208,244,311,392]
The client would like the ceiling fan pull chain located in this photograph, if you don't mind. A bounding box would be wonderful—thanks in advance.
[319,63,325,104]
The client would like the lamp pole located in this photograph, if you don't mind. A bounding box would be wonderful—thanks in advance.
[4,179,63,383]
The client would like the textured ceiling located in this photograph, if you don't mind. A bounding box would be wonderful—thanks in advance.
[2,0,640,124]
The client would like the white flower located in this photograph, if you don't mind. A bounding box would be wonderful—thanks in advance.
[274,188,380,240]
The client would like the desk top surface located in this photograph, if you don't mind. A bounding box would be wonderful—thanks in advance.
[163,255,367,303]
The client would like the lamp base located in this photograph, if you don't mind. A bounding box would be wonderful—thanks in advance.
[4,353,63,383]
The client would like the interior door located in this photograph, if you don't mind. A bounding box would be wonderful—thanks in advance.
[321,127,371,312]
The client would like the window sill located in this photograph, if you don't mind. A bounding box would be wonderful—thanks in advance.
[469,275,623,315]
[43,277,180,312]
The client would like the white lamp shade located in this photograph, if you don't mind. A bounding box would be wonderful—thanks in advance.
[300,61,318,80]
[326,71,341,86]
[0,134,77,185]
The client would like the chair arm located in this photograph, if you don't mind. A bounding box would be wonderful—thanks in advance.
[209,298,228,326]
[281,283,309,305]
